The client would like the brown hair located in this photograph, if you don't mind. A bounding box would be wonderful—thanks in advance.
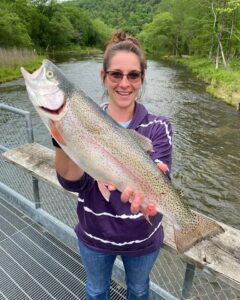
[103,30,147,81]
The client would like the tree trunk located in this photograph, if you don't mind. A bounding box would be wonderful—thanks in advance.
[226,7,238,65]
[217,34,227,68]
[212,0,227,69]
[209,0,217,59]
[215,43,219,69]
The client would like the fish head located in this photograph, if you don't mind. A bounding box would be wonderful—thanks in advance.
[21,59,72,122]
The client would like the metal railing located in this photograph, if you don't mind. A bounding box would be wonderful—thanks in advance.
[0,103,40,207]
[0,103,239,300]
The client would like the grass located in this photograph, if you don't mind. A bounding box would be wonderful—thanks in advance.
[50,45,102,55]
[0,46,102,83]
[0,47,44,83]
[168,56,240,108]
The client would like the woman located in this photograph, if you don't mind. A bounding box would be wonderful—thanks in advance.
[53,31,173,300]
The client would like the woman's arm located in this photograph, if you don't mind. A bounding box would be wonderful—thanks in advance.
[55,148,84,181]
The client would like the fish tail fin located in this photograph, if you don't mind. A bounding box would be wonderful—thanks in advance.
[174,214,224,253]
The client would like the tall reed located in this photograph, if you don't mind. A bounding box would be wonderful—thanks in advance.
[0,47,37,66]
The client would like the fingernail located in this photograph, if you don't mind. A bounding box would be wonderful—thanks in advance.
[148,204,156,213]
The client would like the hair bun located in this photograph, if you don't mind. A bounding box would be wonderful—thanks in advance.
[107,30,141,48]
[112,30,127,43]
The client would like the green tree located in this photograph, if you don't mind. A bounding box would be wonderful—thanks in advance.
[138,12,175,54]
[9,0,50,49]
[92,19,114,48]
[209,0,240,68]
[140,0,240,66]
[0,9,32,47]
[61,4,97,46]
[47,11,74,48]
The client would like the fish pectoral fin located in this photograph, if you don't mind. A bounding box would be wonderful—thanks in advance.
[143,212,153,226]
[174,214,224,253]
[128,129,154,153]
[49,120,66,145]
[97,181,111,202]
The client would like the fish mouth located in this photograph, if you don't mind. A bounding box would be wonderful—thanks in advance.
[21,64,45,82]
[40,101,66,115]
[21,62,66,116]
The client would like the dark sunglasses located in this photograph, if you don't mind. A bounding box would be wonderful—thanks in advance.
[106,70,143,83]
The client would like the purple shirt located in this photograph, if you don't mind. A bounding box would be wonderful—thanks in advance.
[57,102,173,256]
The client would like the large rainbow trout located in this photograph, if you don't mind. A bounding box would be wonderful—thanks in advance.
[21,59,224,253]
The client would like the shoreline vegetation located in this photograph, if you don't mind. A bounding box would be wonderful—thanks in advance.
[0,47,102,84]
[163,55,240,110]
[0,48,44,83]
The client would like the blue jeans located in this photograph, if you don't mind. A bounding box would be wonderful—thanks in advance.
[78,240,160,300]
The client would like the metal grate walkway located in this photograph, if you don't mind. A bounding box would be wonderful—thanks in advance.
[0,196,127,300]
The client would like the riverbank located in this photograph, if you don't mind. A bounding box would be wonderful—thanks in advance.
[0,57,45,83]
[0,47,102,83]
[0,48,45,83]
[164,56,240,109]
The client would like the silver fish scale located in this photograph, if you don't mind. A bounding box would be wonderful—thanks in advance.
[56,89,196,229]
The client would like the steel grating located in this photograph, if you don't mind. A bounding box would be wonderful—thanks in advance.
[0,197,127,300]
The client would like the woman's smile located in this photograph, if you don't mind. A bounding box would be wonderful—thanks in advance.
[116,90,133,97]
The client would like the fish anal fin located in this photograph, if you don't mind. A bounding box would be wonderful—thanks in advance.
[174,214,224,253]
[97,181,111,202]
[49,120,66,145]
[128,129,153,153]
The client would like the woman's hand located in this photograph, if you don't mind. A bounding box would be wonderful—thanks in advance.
[107,162,169,217]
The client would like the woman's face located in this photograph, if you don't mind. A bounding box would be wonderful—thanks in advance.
[102,51,143,110]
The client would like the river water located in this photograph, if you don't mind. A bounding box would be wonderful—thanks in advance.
[0,54,239,229]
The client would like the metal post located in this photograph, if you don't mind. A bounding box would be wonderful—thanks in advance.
[25,111,41,209]
[181,263,195,300]
[25,112,34,144]
[32,177,41,209]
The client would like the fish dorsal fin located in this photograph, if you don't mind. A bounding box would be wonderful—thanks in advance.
[128,129,154,153]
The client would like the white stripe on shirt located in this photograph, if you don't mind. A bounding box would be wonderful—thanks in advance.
[138,119,172,145]
[84,220,162,246]
[78,197,143,219]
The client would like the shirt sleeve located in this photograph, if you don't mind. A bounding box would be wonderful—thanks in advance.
[57,172,95,194]
[150,117,173,176]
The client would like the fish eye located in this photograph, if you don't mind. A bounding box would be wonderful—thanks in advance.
[46,70,54,79]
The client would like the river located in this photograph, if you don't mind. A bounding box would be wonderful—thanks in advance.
[0,54,239,229]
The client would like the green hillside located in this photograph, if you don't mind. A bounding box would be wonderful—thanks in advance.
[75,0,161,35]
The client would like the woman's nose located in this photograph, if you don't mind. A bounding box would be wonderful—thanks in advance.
[118,75,130,87]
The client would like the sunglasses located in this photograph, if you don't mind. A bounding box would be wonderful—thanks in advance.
[106,70,143,83]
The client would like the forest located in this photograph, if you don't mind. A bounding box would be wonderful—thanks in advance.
[77,0,240,70]
[76,0,161,35]
[1,0,240,105]
[1,0,240,68]
[0,0,113,50]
